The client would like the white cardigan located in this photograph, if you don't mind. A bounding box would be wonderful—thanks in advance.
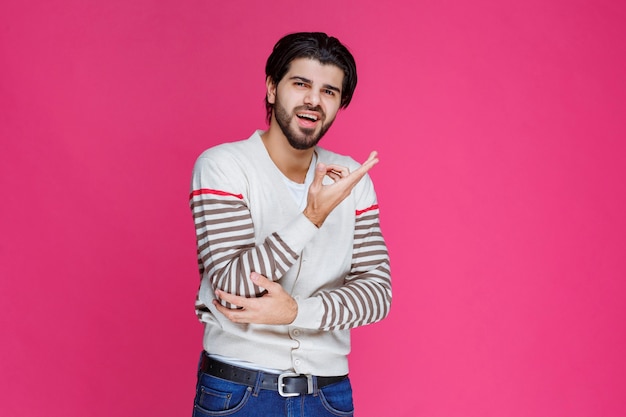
[189,130,391,376]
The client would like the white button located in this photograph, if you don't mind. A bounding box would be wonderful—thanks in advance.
[293,329,300,337]
[294,359,301,366]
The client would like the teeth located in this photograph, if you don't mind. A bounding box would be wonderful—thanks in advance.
[297,113,318,121]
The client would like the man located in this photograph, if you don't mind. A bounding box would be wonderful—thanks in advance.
[189,32,391,416]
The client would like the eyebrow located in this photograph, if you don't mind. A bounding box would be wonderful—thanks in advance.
[289,76,342,94]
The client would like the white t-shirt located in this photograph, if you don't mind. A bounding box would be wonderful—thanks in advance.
[281,152,317,210]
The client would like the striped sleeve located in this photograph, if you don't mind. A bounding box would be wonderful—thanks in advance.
[317,204,392,330]
[190,188,301,309]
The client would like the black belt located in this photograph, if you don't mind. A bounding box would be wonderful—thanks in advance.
[199,354,347,397]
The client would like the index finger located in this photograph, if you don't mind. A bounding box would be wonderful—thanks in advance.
[215,289,247,309]
[363,151,379,166]
[351,151,379,178]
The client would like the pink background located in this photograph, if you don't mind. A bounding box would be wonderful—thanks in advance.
[2,1,625,416]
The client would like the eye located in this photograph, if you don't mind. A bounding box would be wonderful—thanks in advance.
[295,82,307,88]
[324,89,335,96]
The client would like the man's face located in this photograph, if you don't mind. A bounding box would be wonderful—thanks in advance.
[267,58,344,150]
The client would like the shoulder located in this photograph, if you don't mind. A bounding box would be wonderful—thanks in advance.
[197,133,260,162]
[193,131,265,172]
[190,133,266,194]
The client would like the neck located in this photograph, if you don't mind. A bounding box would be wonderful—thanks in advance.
[261,125,315,184]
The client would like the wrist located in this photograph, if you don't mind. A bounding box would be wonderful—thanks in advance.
[303,208,324,228]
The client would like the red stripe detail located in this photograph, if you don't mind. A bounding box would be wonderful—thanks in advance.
[355,204,379,216]
[190,188,244,200]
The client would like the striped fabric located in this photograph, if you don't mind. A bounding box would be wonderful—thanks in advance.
[320,205,391,330]
[191,188,300,310]
[190,188,391,330]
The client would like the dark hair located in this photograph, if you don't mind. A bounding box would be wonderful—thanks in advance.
[264,32,358,124]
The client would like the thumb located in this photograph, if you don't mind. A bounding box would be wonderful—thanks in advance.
[310,162,327,189]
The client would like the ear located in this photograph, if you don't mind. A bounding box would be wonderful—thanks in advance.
[266,76,277,105]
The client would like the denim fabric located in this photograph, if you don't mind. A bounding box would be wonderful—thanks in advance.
[192,357,354,417]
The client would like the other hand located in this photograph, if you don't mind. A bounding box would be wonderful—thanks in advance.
[213,272,298,325]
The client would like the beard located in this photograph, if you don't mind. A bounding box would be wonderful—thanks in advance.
[273,99,335,150]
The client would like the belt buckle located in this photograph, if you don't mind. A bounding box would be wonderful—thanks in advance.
[278,372,313,397]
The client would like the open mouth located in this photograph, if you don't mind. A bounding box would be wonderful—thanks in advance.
[296,113,319,122]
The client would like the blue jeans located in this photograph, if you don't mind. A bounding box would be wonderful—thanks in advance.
[192,357,354,417]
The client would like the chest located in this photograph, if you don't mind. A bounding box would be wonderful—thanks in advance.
[246,177,355,289]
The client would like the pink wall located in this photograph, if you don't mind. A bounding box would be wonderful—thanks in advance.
[2,1,625,416]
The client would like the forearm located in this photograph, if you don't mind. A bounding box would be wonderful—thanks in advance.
[293,207,392,330]
[191,189,316,301]
[293,264,391,331]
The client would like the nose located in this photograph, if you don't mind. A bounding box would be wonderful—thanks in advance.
[304,89,320,107]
